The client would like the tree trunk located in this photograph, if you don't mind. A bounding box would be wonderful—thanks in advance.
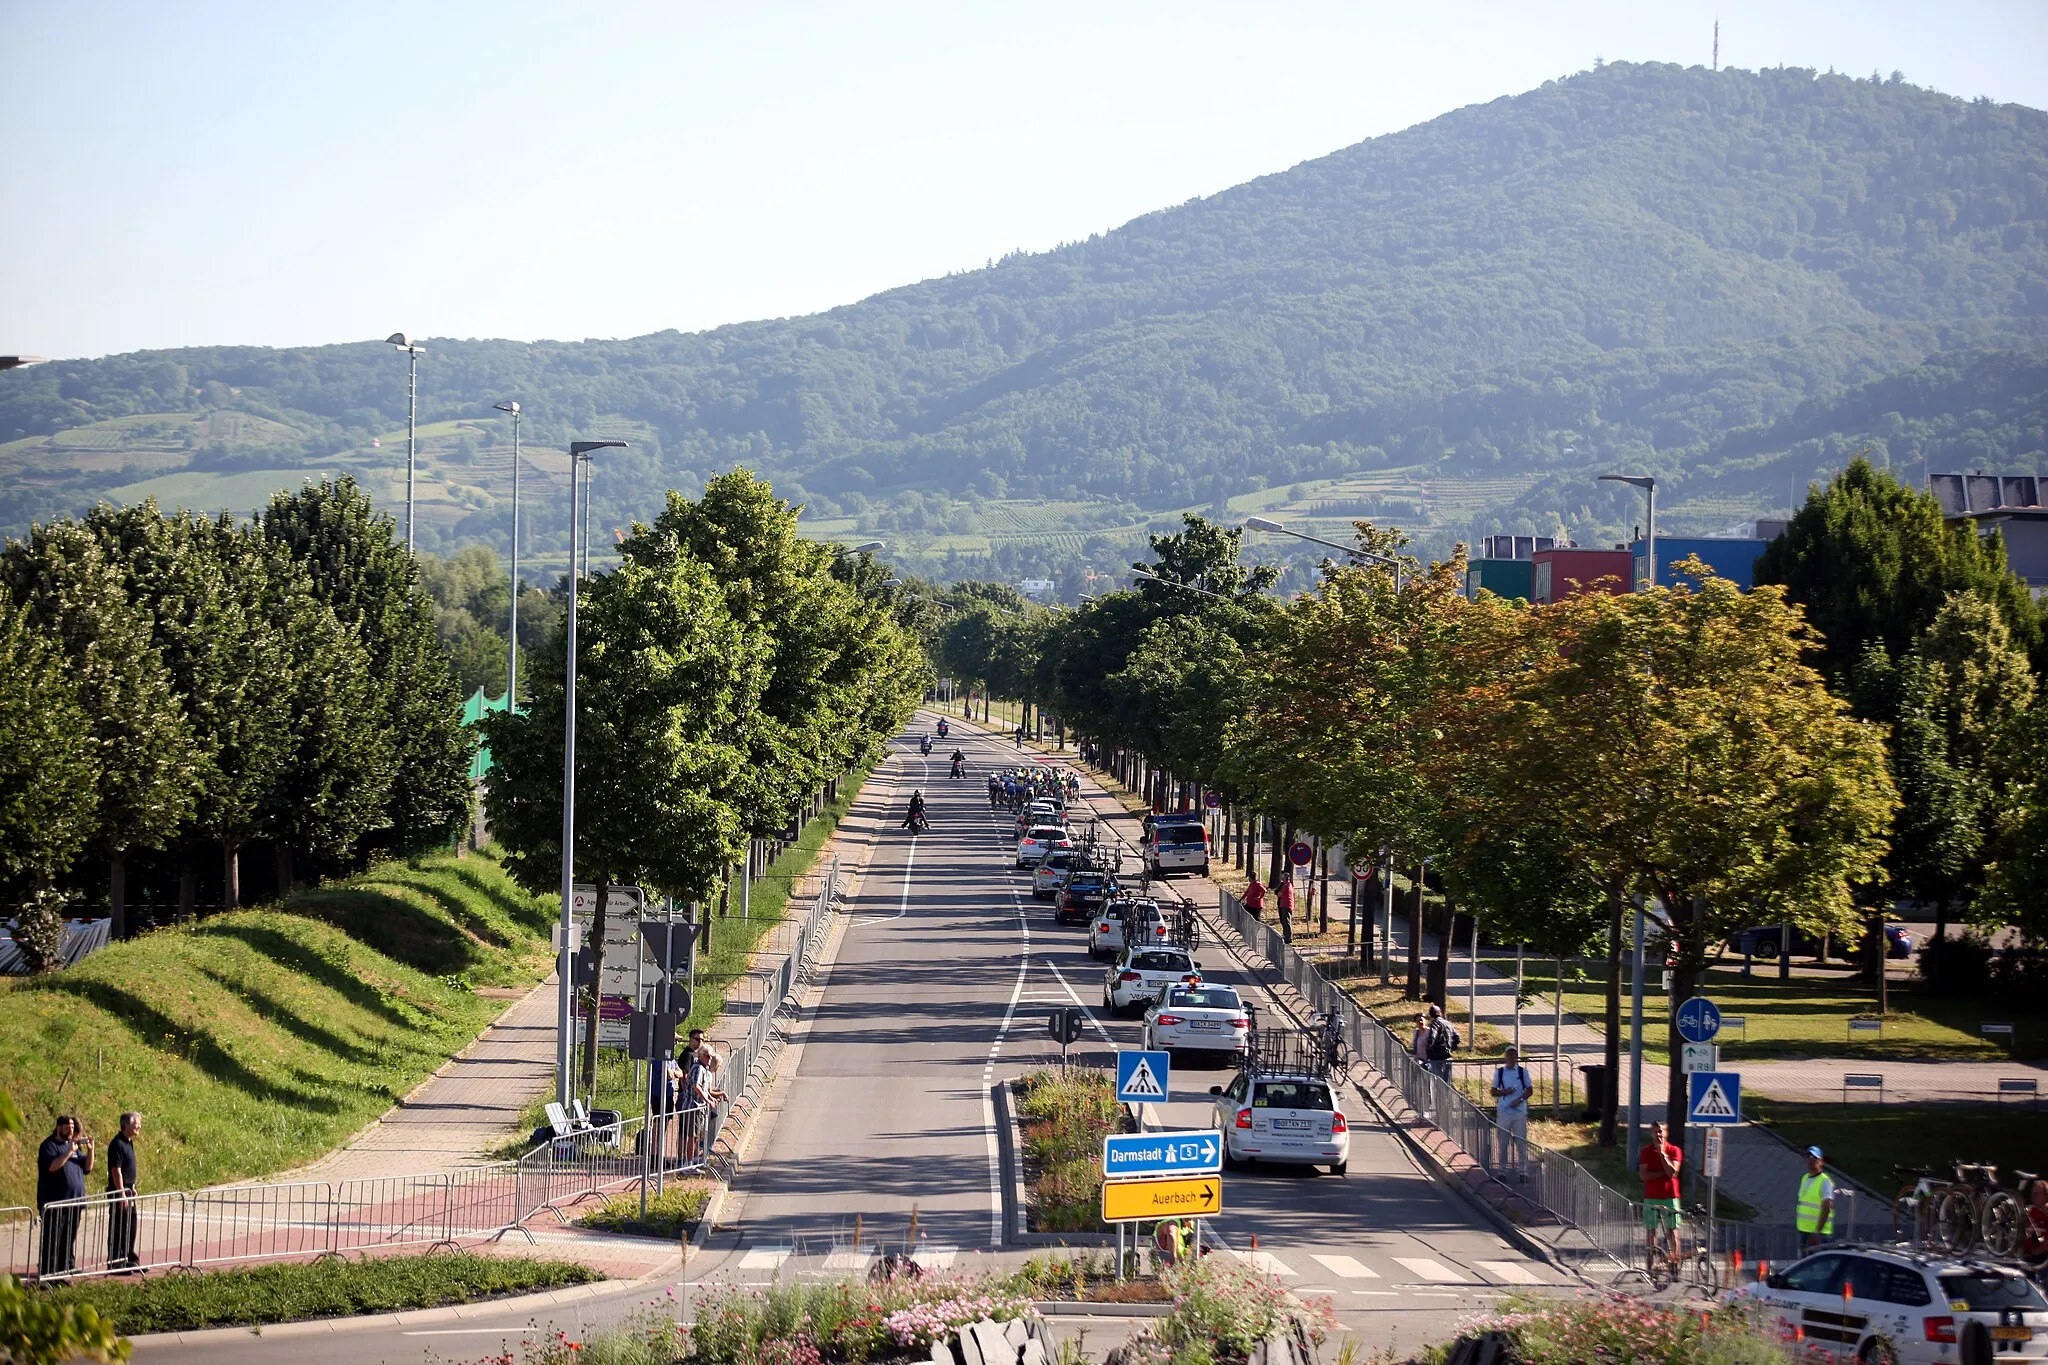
[274,844,296,899]
[222,840,242,911]
[1405,863,1425,1001]
[1434,895,1455,1007]
[108,850,127,941]
[1600,877,1624,1146]
[177,860,196,921]
[1665,903,1700,1137]
[1931,900,1949,990]
[1318,844,1331,934]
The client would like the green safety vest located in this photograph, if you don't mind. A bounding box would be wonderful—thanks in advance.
[1797,1172,1835,1234]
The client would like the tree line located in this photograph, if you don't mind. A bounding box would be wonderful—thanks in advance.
[935,460,2048,1141]
[0,477,473,934]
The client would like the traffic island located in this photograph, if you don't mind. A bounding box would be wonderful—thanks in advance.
[1010,1068,1121,1237]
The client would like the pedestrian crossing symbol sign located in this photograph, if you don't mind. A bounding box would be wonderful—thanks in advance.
[1687,1070,1741,1125]
[1116,1049,1171,1104]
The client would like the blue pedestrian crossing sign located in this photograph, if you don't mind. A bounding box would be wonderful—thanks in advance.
[1116,1049,1171,1104]
[1675,996,1722,1044]
[1687,1071,1741,1125]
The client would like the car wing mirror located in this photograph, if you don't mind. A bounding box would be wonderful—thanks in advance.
[1209,1085,1224,1095]
[1764,1273,1786,1289]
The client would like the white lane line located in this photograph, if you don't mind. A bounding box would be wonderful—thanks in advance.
[1392,1256,1467,1283]
[1041,958,1117,1046]
[980,726,1034,1249]
[1475,1259,1543,1284]
[849,825,917,926]
[1310,1253,1380,1279]
[1240,1250,1297,1277]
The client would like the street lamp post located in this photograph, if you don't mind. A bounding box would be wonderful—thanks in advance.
[1242,515,1403,590]
[1598,474,1657,592]
[386,334,427,552]
[494,401,523,711]
[557,438,629,1108]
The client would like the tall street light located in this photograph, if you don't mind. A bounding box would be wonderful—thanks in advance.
[557,438,628,1107]
[386,333,427,552]
[1599,474,1656,592]
[1243,515,1403,590]
[1133,563,1229,603]
[1598,473,1656,1169]
[494,402,523,710]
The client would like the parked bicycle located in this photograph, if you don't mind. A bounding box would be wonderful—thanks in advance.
[1308,1008,1350,1074]
[1644,1203,1719,1296]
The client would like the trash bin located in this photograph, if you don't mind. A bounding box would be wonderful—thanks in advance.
[1579,1065,1609,1123]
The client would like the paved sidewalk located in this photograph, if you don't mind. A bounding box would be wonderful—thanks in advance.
[288,981,557,1181]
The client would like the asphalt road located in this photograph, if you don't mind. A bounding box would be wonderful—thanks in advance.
[132,718,1574,1364]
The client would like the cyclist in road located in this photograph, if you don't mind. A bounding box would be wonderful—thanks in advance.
[1796,1145,1835,1252]
[1639,1120,1685,1273]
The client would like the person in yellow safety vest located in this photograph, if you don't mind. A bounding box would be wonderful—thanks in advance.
[1797,1145,1836,1251]
[1152,1218,1191,1267]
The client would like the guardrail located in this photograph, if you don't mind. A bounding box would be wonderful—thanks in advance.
[1212,887,1642,1276]
[14,855,845,1282]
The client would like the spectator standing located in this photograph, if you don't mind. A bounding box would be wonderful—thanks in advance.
[1489,1048,1532,1180]
[1796,1146,1836,1251]
[1638,1120,1685,1271]
[105,1112,141,1270]
[1275,876,1296,943]
[698,1047,730,1153]
[1243,877,1267,920]
[35,1115,92,1277]
[1423,1004,1459,1080]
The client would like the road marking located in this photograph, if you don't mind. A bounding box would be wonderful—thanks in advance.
[1392,1257,1466,1283]
[405,1328,538,1335]
[849,825,917,925]
[739,1248,793,1269]
[980,728,1034,1249]
[822,1249,873,1272]
[1041,959,1116,1046]
[1240,1250,1296,1276]
[1475,1259,1542,1285]
[920,1246,959,1268]
[1310,1253,1380,1279]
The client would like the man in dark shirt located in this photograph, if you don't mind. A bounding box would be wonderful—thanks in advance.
[35,1115,92,1277]
[105,1112,141,1270]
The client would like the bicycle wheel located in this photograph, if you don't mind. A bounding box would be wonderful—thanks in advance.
[1983,1192,2025,1259]
[1648,1252,1672,1292]
[1691,1249,1721,1294]
[1933,1188,1977,1253]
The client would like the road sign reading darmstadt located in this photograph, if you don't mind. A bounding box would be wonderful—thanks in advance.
[1103,1130,1222,1178]
[1675,996,1722,1045]
[1688,1070,1741,1125]
[1116,1049,1171,1104]
[1100,1175,1223,1223]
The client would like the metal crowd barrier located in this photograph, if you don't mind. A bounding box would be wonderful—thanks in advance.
[1213,888,1642,1275]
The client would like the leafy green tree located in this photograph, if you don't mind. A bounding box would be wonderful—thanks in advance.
[0,595,99,898]
[0,521,197,935]
[261,478,472,858]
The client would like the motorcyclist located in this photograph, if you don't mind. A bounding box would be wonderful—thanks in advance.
[937,718,950,738]
[903,790,927,831]
[949,748,966,778]
[920,735,933,756]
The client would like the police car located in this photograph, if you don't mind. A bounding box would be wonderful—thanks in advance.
[1728,1245,2048,1363]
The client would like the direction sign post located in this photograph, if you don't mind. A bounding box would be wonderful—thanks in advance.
[1100,1175,1223,1223]
[1116,1049,1171,1105]
[1675,996,1722,1045]
[1103,1131,1223,1179]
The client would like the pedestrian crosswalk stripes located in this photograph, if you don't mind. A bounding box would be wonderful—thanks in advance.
[1474,1260,1542,1285]
[1309,1253,1381,1279]
[821,1249,872,1271]
[1239,1250,1297,1276]
[1392,1256,1468,1283]
[738,1248,792,1269]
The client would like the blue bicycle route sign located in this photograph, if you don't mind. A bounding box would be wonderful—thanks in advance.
[1675,996,1722,1045]
[1101,1130,1223,1178]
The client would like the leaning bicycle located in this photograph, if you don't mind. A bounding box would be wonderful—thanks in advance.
[1645,1204,1719,1297]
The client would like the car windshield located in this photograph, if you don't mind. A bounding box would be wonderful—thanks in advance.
[1939,1273,2048,1310]
[1168,987,1240,1010]
[1027,827,1066,840]
[1069,875,1106,889]
[1131,951,1193,972]
[1253,1081,1332,1110]
[1156,825,1205,845]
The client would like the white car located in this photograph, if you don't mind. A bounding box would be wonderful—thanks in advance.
[1103,946,1201,1014]
[1015,824,1072,868]
[1729,1247,2048,1364]
[1208,1070,1348,1175]
[1033,851,1083,899]
[1015,800,1063,837]
[1089,899,1167,958]
[1143,983,1250,1058]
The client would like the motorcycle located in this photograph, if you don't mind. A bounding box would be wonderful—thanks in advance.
[937,719,950,739]
[903,811,930,834]
[951,758,965,778]
[919,736,933,756]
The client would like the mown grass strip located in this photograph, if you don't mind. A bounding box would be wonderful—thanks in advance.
[32,1253,599,1334]
[0,849,552,1207]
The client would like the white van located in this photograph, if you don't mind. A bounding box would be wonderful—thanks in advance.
[1144,819,1209,877]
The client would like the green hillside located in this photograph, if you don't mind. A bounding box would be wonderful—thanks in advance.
[3,61,2045,575]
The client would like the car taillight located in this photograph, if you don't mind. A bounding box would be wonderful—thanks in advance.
[1156,1014,1182,1026]
[1332,1112,1347,1134]
[1923,1317,1956,1344]
[1120,971,1141,982]
[1234,1108,1253,1129]
[1098,923,1112,932]
[1228,1016,1248,1027]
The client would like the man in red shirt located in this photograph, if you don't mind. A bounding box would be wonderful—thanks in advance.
[1638,1120,1684,1272]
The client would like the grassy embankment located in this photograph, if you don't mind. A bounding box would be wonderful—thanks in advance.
[503,756,882,1140]
[0,849,552,1208]
[33,1253,597,1334]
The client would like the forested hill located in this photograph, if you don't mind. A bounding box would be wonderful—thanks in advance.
[4,60,2046,569]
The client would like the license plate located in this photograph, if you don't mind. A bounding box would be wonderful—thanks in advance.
[1992,1327,2033,1342]
[1272,1118,1311,1131]
[1191,1020,1222,1031]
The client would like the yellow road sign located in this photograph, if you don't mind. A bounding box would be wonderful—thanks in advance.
[1100,1175,1224,1223]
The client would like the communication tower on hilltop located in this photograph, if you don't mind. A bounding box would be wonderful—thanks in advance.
[1713,20,1719,71]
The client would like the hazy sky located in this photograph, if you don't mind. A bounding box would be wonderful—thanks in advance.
[4,0,2044,361]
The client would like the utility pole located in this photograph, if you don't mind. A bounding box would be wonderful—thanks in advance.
[494,401,522,710]
[1713,19,1720,71]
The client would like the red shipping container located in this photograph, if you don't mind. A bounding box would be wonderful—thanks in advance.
[1532,548,1633,604]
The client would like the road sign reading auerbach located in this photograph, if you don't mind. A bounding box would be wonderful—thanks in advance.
[1103,1130,1222,1178]
[1100,1175,1224,1223]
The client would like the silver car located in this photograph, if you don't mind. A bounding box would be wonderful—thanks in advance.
[1143,983,1250,1059]
[1103,945,1201,1014]
[1032,851,1081,899]
[1208,1071,1349,1175]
